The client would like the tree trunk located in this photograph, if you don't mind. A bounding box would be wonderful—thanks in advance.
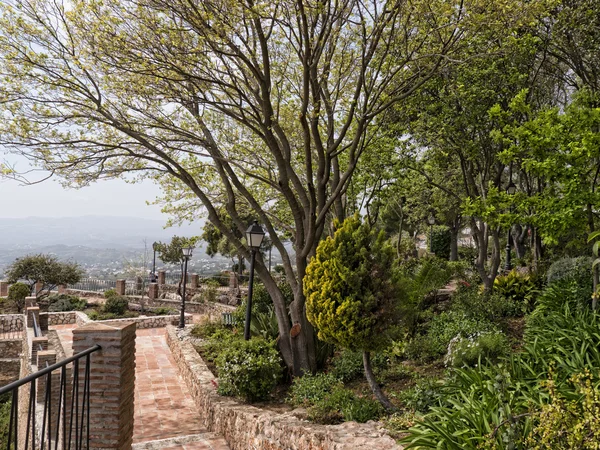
[449,226,459,261]
[363,351,394,410]
[511,224,527,260]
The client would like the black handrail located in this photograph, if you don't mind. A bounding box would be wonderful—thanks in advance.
[1,344,101,450]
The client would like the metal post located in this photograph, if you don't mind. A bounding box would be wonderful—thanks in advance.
[179,258,189,328]
[429,225,434,253]
[244,249,257,340]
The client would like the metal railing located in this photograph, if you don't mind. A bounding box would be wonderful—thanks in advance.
[0,344,101,450]
[67,279,116,293]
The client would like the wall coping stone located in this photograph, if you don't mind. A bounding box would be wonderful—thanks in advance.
[165,325,402,450]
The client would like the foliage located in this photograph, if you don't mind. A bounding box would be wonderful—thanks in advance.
[399,377,447,414]
[153,236,199,266]
[329,350,389,383]
[493,270,540,313]
[151,307,177,316]
[102,296,129,316]
[444,331,509,368]
[287,373,342,407]
[546,256,594,287]
[216,337,282,402]
[47,294,87,312]
[5,254,83,299]
[306,386,383,424]
[429,227,451,259]
[190,320,225,339]
[451,285,522,321]
[0,393,11,450]
[200,328,243,363]
[7,282,30,312]
[104,289,118,299]
[305,215,402,352]
[526,370,600,450]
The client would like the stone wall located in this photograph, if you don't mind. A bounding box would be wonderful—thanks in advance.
[43,310,191,329]
[0,314,24,333]
[44,311,91,326]
[165,326,401,450]
[143,298,236,316]
[0,335,22,385]
[0,339,22,358]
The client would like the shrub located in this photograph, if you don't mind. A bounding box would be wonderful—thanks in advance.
[493,270,540,312]
[546,256,593,286]
[104,289,118,299]
[429,226,451,259]
[201,285,218,303]
[306,386,383,424]
[190,320,225,339]
[103,296,129,315]
[451,285,522,321]
[201,327,242,362]
[7,282,30,312]
[330,349,389,382]
[399,377,446,413]
[445,331,509,368]
[47,294,86,312]
[151,307,176,315]
[216,337,282,402]
[287,372,342,407]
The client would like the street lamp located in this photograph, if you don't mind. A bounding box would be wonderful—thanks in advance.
[152,242,158,281]
[428,214,436,253]
[505,180,517,271]
[179,245,194,329]
[244,220,265,340]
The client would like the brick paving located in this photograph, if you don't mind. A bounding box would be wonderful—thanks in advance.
[50,323,229,449]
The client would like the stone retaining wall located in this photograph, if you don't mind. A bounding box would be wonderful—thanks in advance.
[0,314,24,332]
[44,311,91,326]
[165,326,401,450]
[0,339,22,358]
[43,310,191,329]
[143,298,237,317]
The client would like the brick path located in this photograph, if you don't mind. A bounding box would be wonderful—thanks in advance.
[50,324,229,449]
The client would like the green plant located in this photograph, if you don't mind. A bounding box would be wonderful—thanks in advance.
[7,282,30,312]
[47,294,87,312]
[429,226,451,259]
[330,349,389,382]
[546,256,593,286]
[201,285,218,303]
[399,377,446,413]
[493,270,539,312]
[104,289,118,299]
[306,386,383,424]
[201,327,242,362]
[152,307,176,315]
[216,337,282,402]
[444,331,509,368]
[451,285,521,321]
[87,310,99,320]
[102,296,129,315]
[287,372,342,407]
[190,320,225,339]
[0,393,12,450]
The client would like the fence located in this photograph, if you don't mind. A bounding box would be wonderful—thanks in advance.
[67,278,117,293]
[0,344,101,450]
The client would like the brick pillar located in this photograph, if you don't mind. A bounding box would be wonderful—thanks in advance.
[148,283,158,300]
[27,306,40,329]
[35,281,43,297]
[115,279,126,296]
[31,335,49,364]
[36,349,61,438]
[157,270,166,285]
[39,312,49,331]
[0,281,8,297]
[72,322,136,450]
[25,296,37,309]
[36,350,57,400]
[58,284,67,294]
[190,274,199,289]
[229,272,239,289]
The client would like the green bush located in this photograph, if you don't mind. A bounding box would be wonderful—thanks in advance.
[216,337,282,402]
[493,270,540,312]
[190,320,225,338]
[201,327,242,362]
[102,296,129,315]
[399,377,446,413]
[7,282,30,312]
[152,307,177,315]
[47,294,86,312]
[451,285,522,321]
[429,226,451,259]
[444,331,509,368]
[546,256,593,286]
[287,372,342,407]
[330,349,389,382]
[0,393,11,450]
[306,386,383,424]
[104,289,118,299]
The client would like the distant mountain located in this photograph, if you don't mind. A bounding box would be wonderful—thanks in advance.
[0,215,204,249]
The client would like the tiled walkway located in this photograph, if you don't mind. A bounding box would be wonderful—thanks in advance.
[50,324,229,449]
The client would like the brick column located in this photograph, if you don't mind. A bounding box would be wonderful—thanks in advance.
[58,284,67,294]
[25,296,37,309]
[39,312,49,331]
[27,306,40,329]
[72,322,136,450]
[31,335,49,364]
[157,270,166,285]
[115,279,126,296]
[148,283,159,300]
[0,281,8,297]
[36,350,57,400]
[190,274,199,289]
[36,349,62,439]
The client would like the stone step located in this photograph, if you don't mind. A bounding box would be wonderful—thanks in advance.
[132,433,229,450]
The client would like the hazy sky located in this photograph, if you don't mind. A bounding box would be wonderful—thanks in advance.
[1,155,166,220]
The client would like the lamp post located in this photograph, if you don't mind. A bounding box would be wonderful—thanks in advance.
[428,214,436,253]
[152,242,158,281]
[505,180,517,271]
[244,220,265,340]
[179,246,194,328]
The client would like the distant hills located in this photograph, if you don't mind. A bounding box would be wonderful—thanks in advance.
[0,215,203,249]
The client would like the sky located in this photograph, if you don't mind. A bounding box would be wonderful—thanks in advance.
[1,155,166,220]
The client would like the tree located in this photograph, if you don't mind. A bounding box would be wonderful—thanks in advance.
[304,215,402,409]
[7,282,30,313]
[5,254,84,300]
[154,236,199,297]
[0,0,497,374]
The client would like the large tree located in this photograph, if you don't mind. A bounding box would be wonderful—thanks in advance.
[0,0,492,374]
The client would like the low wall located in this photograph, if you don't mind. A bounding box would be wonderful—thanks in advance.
[43,311,192,329]
[165,326,401,450]
[0,339,22,358]
[143,298,236,316]
[0,314,24,333]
